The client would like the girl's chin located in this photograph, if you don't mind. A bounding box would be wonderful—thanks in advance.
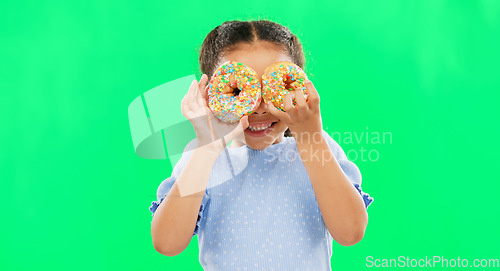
[245,142,269,150]
[244,135,283,150]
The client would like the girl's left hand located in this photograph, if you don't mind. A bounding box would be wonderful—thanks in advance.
[267,80,323,142]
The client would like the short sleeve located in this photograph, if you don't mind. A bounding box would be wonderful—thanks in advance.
[321,130,374,208]
[148,139,210,236]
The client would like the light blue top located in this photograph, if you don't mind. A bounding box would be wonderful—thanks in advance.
[150,130,373,270]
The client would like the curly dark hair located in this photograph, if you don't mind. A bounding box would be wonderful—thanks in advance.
[199,20,306,137]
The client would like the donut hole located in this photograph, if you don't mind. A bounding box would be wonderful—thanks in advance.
[284,82,295,92]
[283,77,296,92]
[233,88,242,96]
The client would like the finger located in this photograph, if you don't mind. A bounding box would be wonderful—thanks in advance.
[198,74,208,99]
[197,74,208,106]
[225,116,247,143]
[295,87,309,112]
[181,93,188,106]
[267,100,292,123]
[204,82,211,104]
[195,85,206,108]
[233,115,248,143]
[194,85,199,103]
[240,115,249,130]
[202,74,213,105]
[181,103,192,119]
[187,79,197,101]
[283,93,295,112]
[207,111,216,143]
[187,80,199,112]
[305,80,320,112]
[182,94,193,112]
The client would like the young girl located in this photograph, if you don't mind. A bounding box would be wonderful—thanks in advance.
[149,20,373,270]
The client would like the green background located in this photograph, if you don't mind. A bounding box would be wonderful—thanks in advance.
[2,0,499,270]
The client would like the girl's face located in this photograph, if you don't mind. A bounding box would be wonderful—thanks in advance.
[217,41,293,150]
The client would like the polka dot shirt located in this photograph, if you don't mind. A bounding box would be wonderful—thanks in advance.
[150,130,373,270]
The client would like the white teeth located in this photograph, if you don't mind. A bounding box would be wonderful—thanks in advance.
[248,123,273,132]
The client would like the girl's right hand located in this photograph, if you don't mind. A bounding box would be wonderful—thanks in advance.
[181,74,249,153]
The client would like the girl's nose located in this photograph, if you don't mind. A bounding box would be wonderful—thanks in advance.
[252,99,269,115]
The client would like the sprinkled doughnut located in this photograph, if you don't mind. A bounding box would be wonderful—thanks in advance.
[207,61,262,123]
[261,61,309,111]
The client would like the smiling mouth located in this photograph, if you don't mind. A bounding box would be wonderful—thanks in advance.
[246,121,278,134]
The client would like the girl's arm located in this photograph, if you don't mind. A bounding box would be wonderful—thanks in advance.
[267,80,368,246]
[151,144,221,256]
[151,75,248,256]
[295,137,368,246]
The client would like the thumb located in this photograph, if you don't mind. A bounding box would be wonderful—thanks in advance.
[240,115,249,130]
[224,115,248,143]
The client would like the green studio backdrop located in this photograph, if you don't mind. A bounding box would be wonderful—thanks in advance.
[1,0,499,270]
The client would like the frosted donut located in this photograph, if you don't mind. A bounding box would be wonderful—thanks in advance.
[207,61,262,123]
[261,61,309,111]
